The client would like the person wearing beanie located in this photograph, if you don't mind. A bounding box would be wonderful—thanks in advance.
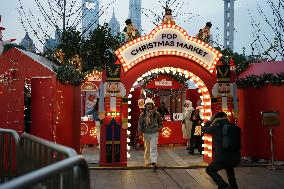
[138,98,163,170]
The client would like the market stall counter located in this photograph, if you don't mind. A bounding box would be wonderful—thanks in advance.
[80,121,99,145]
[158,121,187,145]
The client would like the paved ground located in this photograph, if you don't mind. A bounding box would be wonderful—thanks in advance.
[82,146,284,189]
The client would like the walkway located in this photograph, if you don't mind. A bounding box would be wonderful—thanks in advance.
[82,146,284,189]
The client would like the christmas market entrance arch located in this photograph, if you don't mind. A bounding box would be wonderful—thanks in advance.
[100,24,222,166]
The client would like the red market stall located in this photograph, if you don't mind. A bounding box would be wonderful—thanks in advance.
[80,72,101,145]
[128,74,198,146]
[0,48,81,153]
[237,61,284,160]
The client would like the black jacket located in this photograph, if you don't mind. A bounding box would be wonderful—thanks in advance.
[202,118,241,165]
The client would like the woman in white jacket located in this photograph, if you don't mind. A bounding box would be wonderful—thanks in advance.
[182,100,194,150]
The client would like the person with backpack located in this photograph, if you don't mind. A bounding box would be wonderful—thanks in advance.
[202,111,241,189]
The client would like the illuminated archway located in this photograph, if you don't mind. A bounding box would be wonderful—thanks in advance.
[125,67,213,158]
[115,24,221,161]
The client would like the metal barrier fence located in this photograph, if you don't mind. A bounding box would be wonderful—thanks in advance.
[18,133,77,175]
[0,129,90,189]
[0,156,90,189]
[0,128,20,183]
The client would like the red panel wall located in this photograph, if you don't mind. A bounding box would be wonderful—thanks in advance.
[55,83,81,153]
[30,77,55,140]
[238,85,284,160]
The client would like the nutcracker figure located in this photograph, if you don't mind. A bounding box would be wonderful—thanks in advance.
[211,61,238,122]
[100,64,128,167]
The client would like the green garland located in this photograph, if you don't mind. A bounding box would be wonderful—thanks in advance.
[140,71,188,88]
[236,73,284,88]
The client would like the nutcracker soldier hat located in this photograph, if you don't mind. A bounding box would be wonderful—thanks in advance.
[165,7,172,15]
[125,19,133,26]
[205,22,212,28]
[216,57,230,83]
[106,64,121,82]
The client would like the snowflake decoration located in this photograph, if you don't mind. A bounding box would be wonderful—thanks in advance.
[161,127,171,138]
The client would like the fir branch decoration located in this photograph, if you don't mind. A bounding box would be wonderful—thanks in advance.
[236,73,284,88]
[53,63,86,86]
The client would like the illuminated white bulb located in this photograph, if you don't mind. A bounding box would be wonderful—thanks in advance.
[127,123,131,127]
[127,138,130,143]
[208,153,212,157]
[128,108,131,113]
[127,145,131,150]
[128,116,131,119]
[128,101,131,105]
[127,130,131,135]
[127,152,131,158]
[128,94,132,98]
[207,146,212,150]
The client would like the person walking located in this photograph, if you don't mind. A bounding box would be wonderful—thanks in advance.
[202,112,241,189]
[189,109,203,154]
[138,98,163,170]
[182,100,194,150]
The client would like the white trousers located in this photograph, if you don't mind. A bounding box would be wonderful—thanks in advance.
[143,132,159,165]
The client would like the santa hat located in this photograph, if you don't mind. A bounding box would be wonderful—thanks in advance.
[145,98,155,105]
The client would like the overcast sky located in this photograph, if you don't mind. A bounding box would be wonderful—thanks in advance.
[0,0,272,54]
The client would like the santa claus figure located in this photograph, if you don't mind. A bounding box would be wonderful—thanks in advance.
[0,16,16,55]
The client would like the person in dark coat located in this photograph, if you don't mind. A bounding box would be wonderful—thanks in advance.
[189,109,202,154]
[202,111,241,189]
[157,102,169,120]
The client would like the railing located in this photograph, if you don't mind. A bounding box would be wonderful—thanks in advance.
[18,133,77,175]
[0,156,90,189]
[0,128,20,183]
[0,129,90,189]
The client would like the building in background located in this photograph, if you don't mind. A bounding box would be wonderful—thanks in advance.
[20,32,36,53]
[128,0,141,32]
[43,27,61,52]
[82,0,100,37]
[108,9,120,36]
[223,0,235,51]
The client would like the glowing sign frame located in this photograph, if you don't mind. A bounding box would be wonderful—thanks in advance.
[115,24,222,74]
